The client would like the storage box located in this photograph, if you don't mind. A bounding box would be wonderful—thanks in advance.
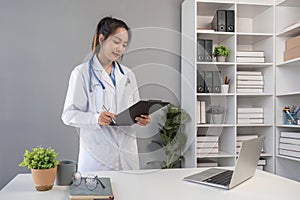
[286,35,300,50]
[284,46,300,61]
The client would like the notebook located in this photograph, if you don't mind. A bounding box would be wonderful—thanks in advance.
[183,136,265,189]
[111,100,169,126]
[69,177,114,200]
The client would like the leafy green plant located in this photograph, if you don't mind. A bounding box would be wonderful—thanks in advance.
[19,146,59,169]
[148,104,190,169]
[212,45,230,57]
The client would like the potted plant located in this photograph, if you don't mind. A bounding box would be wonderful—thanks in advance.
[206,104,225,124]
[147,104,190,169]
[19,146,59,191]
[212,45,230,62]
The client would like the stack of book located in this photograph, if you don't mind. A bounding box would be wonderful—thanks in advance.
[257,158,267,171]
[197,101,206,124]
[197,135,219,157]
[197,158,218,168]
[278,131,300,159]
[236,134,260,154]
[237,71,264,93]
[237,107,264,124]
[236,51,265,63]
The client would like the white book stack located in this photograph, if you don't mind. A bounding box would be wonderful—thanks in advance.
[236,134,261,154]
[257,158,267,171]
[237,107,264,124]
[197,135,219,157]
[197,159,218,168]
[279,132,300,159]
[236,51,265,63]
[237,71,264,93]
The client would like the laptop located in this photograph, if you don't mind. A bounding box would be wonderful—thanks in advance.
[183,136,265,190]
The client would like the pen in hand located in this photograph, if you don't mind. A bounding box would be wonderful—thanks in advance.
[102,105,117,126]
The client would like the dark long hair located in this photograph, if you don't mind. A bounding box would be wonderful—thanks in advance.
[92,17,130,54]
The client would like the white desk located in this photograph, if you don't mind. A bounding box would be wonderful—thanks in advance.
[1,168,300,200]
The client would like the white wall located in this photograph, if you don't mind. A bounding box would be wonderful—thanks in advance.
[0,0,183,188]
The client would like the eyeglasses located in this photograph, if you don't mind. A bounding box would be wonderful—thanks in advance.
[72,171,105,190]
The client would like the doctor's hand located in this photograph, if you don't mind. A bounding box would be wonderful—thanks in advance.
[98,111,116,126]
[135,115,151,126]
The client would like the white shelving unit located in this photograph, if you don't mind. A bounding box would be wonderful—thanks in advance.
[181,0,275,173]
[275,0,300,181]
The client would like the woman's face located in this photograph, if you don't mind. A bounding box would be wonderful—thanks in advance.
[100,27,128,62]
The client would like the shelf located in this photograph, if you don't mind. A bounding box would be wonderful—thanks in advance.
[197,124,235,128]
[277,22,300,37]
[197,32,234,44]
[277,57,300,67]
[236,93,273,96]
[237,63,273,69]
[277,154,300,162]
[260,153,273,157]
[276,91,300,97]
[276,124,300,128]
[237,124,273,127]
[196,62,235,65]
[237,33,273,45]
[276,0,300,7]
[196,93,234,96]
[197,151,235,158]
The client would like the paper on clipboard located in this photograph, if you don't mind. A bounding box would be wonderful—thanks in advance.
[110,100,169,126]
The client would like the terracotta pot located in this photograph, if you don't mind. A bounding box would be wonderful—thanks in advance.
[31,166,57,191]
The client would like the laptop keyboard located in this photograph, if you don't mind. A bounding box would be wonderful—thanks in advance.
[203,170,233,186]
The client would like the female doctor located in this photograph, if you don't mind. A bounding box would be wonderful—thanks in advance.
[62,17,151,171]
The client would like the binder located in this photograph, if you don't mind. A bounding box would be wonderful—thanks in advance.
[111,100,169,126]
[197,39,205,62]
[212,10,226,32]
[204,40,213,62]
[197,70,205,93]
[204,71,213,93]
[226,10,235,32]
[212,71,221,93]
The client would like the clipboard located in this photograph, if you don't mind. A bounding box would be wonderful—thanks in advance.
[111,100,169,126]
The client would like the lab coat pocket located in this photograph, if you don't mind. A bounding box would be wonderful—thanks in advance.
[94,85,104,113]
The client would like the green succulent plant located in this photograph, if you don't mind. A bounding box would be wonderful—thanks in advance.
[148,104,190,169]
[19,146,59,169]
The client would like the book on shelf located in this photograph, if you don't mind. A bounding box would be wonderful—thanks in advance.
[236,57,265,63]
[279,149,300,159]
[197,142,219,148]
[197,148,219,154]
[237,71,262,75]
[237,135,259,141]
[280,132,300,139]
[237,88,263,93]
[197,135,219,142]
[237,75,263,81]
[200,101,206,124]
[238,118,264,124]
[197,101,201,124]
[237,108,263,114]
[237,113,264,119]
[258,159,266,166]
[197,159,218,167]
[279,143,300,152]
[256,165,264,170]
[279,137,300,145]
[237,80,264,86]
[69,177,114,200]
[237,85,264,89]
[236,51,264,57]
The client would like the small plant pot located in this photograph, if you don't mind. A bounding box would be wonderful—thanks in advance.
[212,114,224,124]
[31,167,57,191]
[216,56,226,62]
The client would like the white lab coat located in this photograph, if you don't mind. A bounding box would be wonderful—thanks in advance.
[62,55,140,171]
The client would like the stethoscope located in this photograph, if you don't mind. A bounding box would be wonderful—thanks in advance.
[88,56,125,92]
